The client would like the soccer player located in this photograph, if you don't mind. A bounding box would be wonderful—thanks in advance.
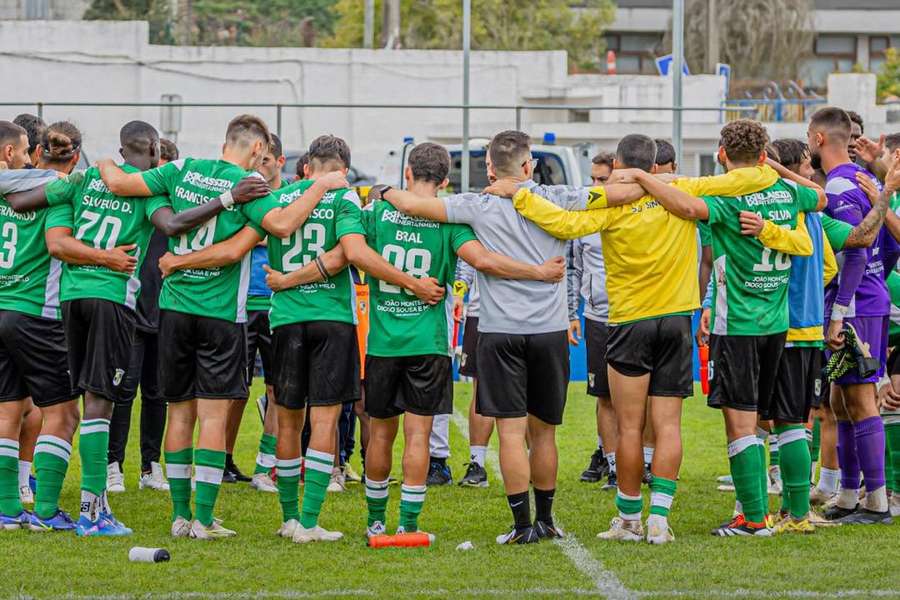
[158,133,446,543]
[360,142,564,537]
[10,120,268,536]
[96,115,339,539]
[380,130,651,544]
[654,139,677,174]
[590,153,614,185]
[13,114,45,167]
[809,108,894,525]
[499,123,821,541]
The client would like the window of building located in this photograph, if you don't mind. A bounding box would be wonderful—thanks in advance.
[870,36,899,73]
[605,33,663,75]
[802,35,858,88]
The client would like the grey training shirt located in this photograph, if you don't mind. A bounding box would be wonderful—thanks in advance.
[442,180,591,335]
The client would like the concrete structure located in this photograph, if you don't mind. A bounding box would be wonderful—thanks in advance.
[0,0,89,20]
[0,20,892,176]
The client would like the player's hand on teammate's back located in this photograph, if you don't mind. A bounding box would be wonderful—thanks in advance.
[538,256,566,283]
[367,184,389,202]
[316,170,350,191]
[738,211,765,237]
[567,319,581,346]
[262,264,290,291]
[104,243,138,275]
[877,380,900,412]
[157,251,179,278]
[410,276,445,305]
[231,176,271,204]
[482,178,520,199]
[853,134,885,166]
[696,308,710,346]
[605,168,644,185]
[855,172,881,206]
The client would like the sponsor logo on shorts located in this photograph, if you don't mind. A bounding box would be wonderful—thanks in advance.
[460,352,468,367]
[112,368,125,387]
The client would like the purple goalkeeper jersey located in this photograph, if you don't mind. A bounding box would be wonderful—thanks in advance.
[824,162,891,318]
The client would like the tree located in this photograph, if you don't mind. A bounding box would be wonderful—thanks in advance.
[325,0,616,71]
[83,0,172,44]
[671,0,814,81]
[877,48,900,102]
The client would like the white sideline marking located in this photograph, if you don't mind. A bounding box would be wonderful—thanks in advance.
[449,409,634,600]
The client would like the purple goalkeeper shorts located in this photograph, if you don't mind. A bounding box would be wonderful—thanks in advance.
[829,315,888,386]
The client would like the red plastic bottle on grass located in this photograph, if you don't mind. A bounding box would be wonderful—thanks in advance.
[698,345,710,395]
[368,532,434,548]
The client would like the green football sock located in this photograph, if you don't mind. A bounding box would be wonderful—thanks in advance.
[756,435,769,515]
[810,418,821,463]
[34,435,72,519]
[276,456,301,522]
[729,435,765,523]
[775,424,811,518]
[399,484,426,532]
[886,421,900,493]
[0,438,22,516]
[79,419,110,497]
[615,490,643,520]
[300,449,333,529]
[194,448,225,527]
[649,476,676,518]
[365,476,390,527]
[255,433,277,475]
[164,447,193,521]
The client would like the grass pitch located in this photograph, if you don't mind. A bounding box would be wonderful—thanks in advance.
[1,381,898,599]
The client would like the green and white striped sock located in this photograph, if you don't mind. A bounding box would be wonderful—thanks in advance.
[649,476,676,520]
[276,456,302,523]
[300,449,333,529]
[615,490,643,521]
[399,484,426,532]
[34,435,72,519]
[255,433,277,475]
[164,447,193,522]
[194,448,225,527]
[79,419,110,520]
[0,438,22,517]
[365,476,390,527]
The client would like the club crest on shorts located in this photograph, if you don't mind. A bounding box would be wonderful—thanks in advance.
[460,352,468,367]
[814,378,822,397]
[113,368,125,387]
[588,372,595,388]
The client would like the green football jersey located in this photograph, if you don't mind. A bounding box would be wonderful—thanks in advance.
[0,193,68,319]
[44,165,170,310]
[888,270,900,347]
[361,199,477,358]
[141,158,271,323]
[821,214,852,252]
[702,179,819,336]
[243,178,366,329]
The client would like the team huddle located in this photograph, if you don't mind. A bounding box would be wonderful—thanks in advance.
[0,105,898,547]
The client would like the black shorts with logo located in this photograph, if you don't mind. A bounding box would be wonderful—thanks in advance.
[606,315,693,398]
[364,354,452,419]
[584,318,610,397]
[63,298,136,404]
[158,309,248,402]
[767,346,823,423]
[247,310,273,387]
[476,330,569,425]
[459,316,479,378]
[0,310,78,407]
[272,320,360,410]
[708,332,786,412]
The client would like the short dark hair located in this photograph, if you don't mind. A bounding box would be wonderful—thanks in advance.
[488,130,531,177]
[160,138,179,162]
[719,119,769,164]
[0,120,26,152]
[847,110,864,134]
[269,133,283,159]
[308,135,350,170]
[809,107,852,145]
[13,114,45,155]
[771,138,808,168]
[41,121,81,165]
[295,152,309,179]
[408,142,450,185]
[120,120,159,155]
[616,134,657,172]
[884,133,900,154]
[654,139,676,166]
[591,152,615,169]
[225,114,270,148]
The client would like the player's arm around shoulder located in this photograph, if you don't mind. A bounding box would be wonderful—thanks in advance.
[378,185,449,223]
[751,210,813,257]
[45,203,138,274]
[97,158,154,197]
[455,239,565,283]
[158,225,263,278]
[630,169,709,220]
[486,184,606,240]
[258,172,348,238]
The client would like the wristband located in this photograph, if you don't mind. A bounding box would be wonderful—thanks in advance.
[831,304,850,321]
[315,256,330,282]
[452,280,468,298]
[220,190,235,209]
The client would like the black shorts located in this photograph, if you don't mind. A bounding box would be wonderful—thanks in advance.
[63,299,136,404]
[459,316,479,378]
[0,310,77,407]
[119,329,160,405]
[606,315,693,397]
[584,318,610,397]
[476,330,569,425]
[767,346,823,423]
[158,310,248,402]
[708,333,786,412]
[364,355,452,419]
[247,310,273,387]
[272,321,360,410]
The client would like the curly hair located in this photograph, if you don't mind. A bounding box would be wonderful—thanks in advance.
[719,119,769,164]
[41,121,81,165]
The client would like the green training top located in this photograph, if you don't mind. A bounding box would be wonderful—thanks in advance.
[141,158,272,323]
[0,192,68,319]
[361,199,477,357]
[702,179,819,336]
[45,165,170,310]
[243,178,366,329]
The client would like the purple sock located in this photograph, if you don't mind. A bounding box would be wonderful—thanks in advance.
[837,420,861,490]
[854,416,886,491]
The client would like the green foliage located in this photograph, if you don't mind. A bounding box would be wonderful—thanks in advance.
[83,0,173,44]
[877,48,900,102]
[325,0,616,71]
